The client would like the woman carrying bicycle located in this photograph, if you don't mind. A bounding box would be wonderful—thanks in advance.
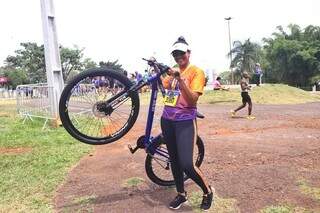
[161,37,213,210]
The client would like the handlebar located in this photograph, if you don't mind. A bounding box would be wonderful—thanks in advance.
[142,58,170,75]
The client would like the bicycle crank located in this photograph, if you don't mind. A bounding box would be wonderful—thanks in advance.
[128,135,146,154]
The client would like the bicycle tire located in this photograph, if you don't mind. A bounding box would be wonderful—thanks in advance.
[59,68,140,145]
[145,135,205,186]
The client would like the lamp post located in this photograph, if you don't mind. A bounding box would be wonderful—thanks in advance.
[224,17,233,84]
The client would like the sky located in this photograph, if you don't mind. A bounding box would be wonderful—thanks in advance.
[0,0,319,76]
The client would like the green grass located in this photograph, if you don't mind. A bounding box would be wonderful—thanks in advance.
[260,205,309,213]
[72,195,96,206]
[65,195,96,213]
[260,205,291,213]
[121,177,145,188]
[138,84,320,105]
[188,191,239,213]
[199,84,320,105]
[0,103,92,212]
[297,179,320,202]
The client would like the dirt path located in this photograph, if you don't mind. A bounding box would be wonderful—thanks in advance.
[54,103,320,213]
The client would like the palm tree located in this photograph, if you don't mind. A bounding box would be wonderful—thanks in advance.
[304,25,320,41]
[228,39,261,74]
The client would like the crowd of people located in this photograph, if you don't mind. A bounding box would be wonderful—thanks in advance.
[128,70,155,92]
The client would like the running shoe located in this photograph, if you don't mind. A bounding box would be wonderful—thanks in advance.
[247,115,256,120]
[169,193,188,210]
[200,186,214,211]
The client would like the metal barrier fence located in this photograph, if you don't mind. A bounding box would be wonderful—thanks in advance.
[16,84,54,130]
[0,88,16,99]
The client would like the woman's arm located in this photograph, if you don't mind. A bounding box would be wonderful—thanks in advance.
[173,70,204,106]
[177,78,200,105]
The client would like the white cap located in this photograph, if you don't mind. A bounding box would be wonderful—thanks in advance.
[171,42,190,53]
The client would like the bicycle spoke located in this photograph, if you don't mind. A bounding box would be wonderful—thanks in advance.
[62,72,138,141]
[108,116,122,133]
[113,111,130,122]
[150,153,173,181]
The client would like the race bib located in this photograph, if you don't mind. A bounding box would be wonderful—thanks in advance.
[163,90,180,107]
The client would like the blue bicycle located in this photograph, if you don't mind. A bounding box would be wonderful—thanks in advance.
[59,58,205,186]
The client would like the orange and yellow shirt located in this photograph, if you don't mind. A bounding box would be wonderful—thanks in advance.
[161,64,205,121]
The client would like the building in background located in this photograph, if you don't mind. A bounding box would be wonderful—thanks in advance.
[204,68,217,90]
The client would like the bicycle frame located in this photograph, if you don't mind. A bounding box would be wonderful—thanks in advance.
[127,62,170,159]
[144,76,169,158]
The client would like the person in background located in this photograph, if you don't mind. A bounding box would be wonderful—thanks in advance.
[313,80,320,91]
[143,70,150,81]
[213,77,230,91]
[135,71,143,82]
[129,73,136,83]
[230,71,255,120]
[93,77,100,93]
[254,63,263,86]
[142,70,151,92]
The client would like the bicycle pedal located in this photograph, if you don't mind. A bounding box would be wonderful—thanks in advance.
[128,144,139,154]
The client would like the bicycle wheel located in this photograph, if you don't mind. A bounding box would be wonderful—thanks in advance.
[59,68,140,145]
[145,135,205,186]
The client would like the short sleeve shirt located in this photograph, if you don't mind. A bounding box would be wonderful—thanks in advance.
[213,80,221,89]
[161,64,205,121]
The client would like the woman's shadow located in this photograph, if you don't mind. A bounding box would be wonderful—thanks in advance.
[62,182,195,212]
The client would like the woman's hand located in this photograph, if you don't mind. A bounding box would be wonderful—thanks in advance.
[173,71,181,80]
[167,68,177,75]
[167,67,200,106]
[167,68,183,81]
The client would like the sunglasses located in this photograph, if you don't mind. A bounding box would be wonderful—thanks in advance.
[172,50,186,58]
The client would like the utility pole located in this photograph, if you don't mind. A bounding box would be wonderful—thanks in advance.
[40,0,64,126]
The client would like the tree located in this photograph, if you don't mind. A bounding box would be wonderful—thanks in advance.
[5,42,46,83]
[99,60,126,75]
[228,39,261,75]
[3,42,129,85]
[219,71,232,84]
[262,24,320,87]
[0,67,28,89]
[304,25,320,41]
[83,58,98,69]
[60,46,84,80]
[4,42,87,83]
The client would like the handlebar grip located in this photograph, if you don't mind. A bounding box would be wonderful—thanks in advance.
[157,63,170,73]
[142,58,170,74]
